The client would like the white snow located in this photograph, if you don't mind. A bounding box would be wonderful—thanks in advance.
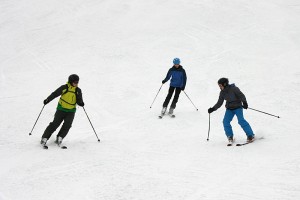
[1,0,300,199]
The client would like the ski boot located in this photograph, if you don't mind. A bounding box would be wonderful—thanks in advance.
[247,135,255,143]
[227,136,234,146]
[40,138,47,145]
[161,107,167,115]
[168,107,175,118]
[55,136,63,146]
[40,138,48,149]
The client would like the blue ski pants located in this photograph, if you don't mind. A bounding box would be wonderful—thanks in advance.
[223,108,254,138]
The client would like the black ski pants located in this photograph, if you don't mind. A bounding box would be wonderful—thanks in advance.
[42,109,75,140]
[163,86,182,109]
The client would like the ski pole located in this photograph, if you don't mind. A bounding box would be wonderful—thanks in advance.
[248,107,280,118]
[183,91,199,111]
[150,84,163,108]
[83,107,101,142]
[207,113,210,141]
[29,105,45,135]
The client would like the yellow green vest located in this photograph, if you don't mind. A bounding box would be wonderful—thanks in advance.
[58,83,77,112]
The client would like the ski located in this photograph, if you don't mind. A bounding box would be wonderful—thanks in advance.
[236,137,262,146]
[57,143,67,149]
[236,138,258,146]
[236,142,251,146]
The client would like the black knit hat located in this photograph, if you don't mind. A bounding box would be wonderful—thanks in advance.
[218,78,229,87]
[68,74,79,83]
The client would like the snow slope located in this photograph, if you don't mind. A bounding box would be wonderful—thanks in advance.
[1,0,300,199]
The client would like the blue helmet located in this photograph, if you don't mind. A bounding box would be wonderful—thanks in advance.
[173,58,180,65]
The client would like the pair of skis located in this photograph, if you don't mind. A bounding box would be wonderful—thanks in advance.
[227,136,263,146]
[159,113,175,119]
[42,143,67,149]
[227,141,253,146]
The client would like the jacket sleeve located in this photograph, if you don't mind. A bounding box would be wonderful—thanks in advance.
[76,88,84,105]
[234,87,247,103]
[46,85,66,103]
[182,69,187,89]
[163,68,172,82]
[213,92,224,111]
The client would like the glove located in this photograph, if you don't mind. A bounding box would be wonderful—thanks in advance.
[208,107,215,114]
[181,87,185,91]
[242,102,248,109]
[77,102,85,107]
[43,99,49,105]
[162,80,166,84]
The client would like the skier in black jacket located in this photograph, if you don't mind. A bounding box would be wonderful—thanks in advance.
[208,78,254,143]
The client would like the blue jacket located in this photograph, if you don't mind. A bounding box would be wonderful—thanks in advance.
[163,65,187,89]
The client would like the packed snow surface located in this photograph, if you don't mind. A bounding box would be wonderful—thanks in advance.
[1,0,300,199]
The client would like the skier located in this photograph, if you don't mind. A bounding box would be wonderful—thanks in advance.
[161,58,187,116]
[40,74,84,147]
[208,78,255,144]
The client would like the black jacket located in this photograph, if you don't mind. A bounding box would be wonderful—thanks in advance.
[213,84,247,110]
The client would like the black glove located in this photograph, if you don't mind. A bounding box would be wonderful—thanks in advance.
[162,80,166,84]
[43,99,49,105]
[242,102,248,109]
[208,107,215,114]
[77,102,85,107]
[181,87,185,91]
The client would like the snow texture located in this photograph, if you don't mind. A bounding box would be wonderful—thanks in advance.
[1,0,300,199]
